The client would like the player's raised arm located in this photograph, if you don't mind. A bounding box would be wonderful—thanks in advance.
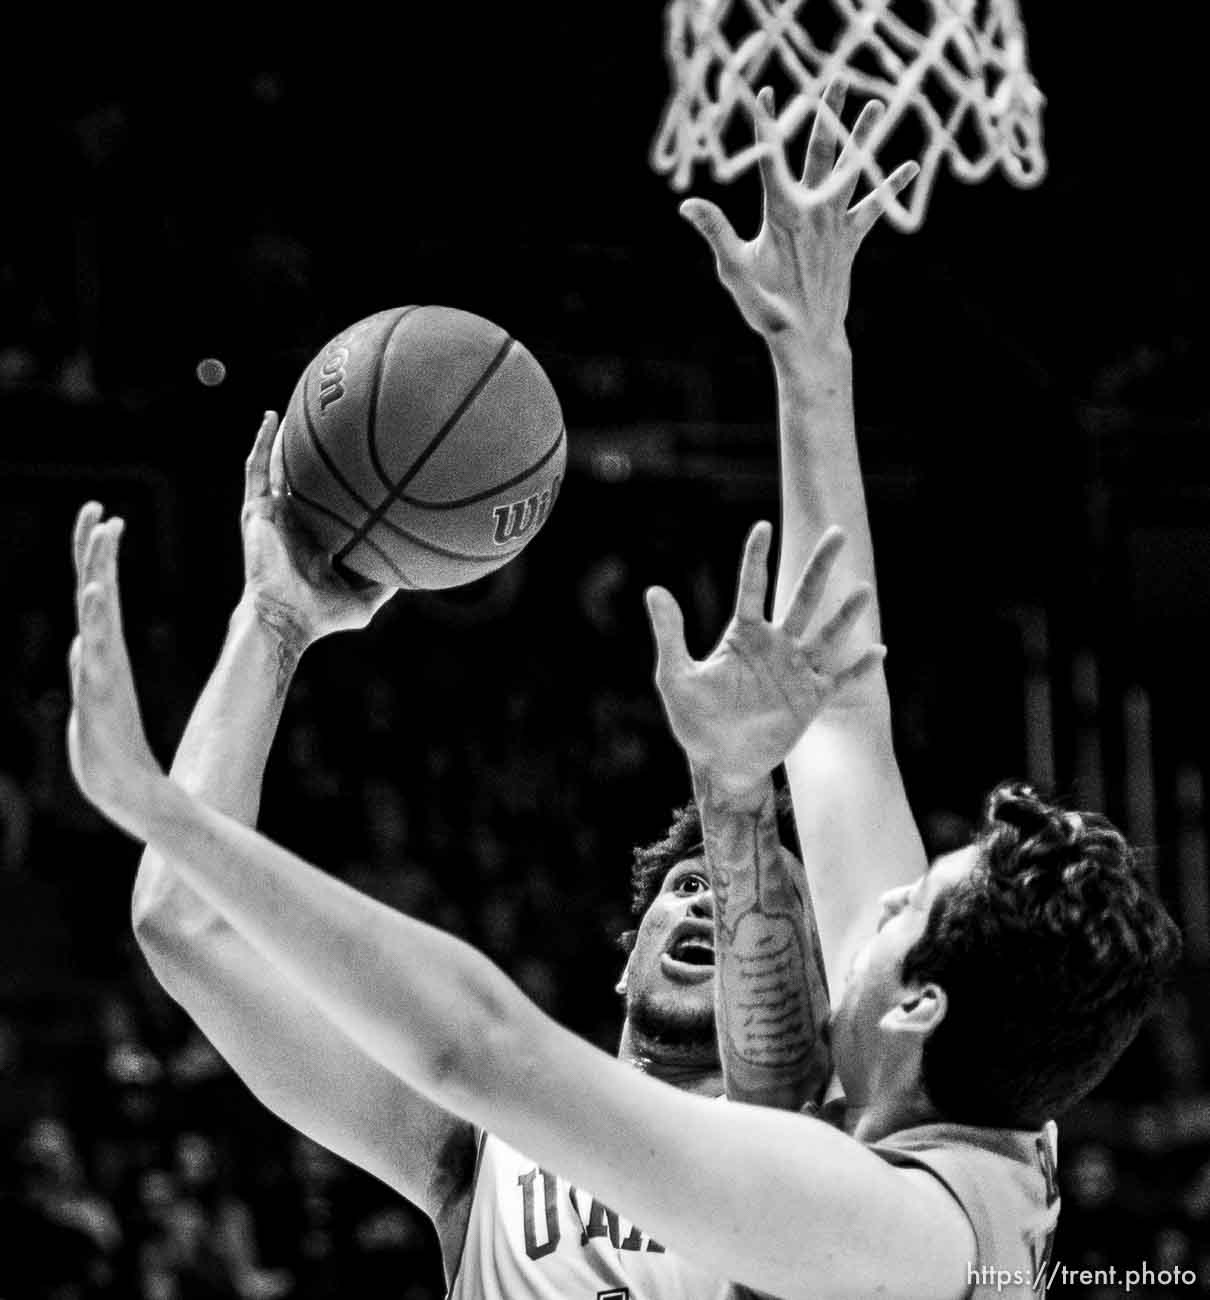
[72,508,1181,1300]
[647,521,882,1110]
[67,510,974,1300]
[121,426,477,1268]
[681,86,928,985]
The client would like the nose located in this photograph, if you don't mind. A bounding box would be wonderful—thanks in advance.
[687,889,714,919]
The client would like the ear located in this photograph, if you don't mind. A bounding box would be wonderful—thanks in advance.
[880,983,947,1040]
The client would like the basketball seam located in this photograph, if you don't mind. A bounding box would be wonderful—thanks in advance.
[366,305,424,492]
[298,374,377,515]
[337,531,419,589]
[387,424,565,510]
[335,335,516,564]
[281,454,353,532]
[283,467,419,589]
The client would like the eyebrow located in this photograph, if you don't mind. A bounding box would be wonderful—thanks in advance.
[665,859,705,884]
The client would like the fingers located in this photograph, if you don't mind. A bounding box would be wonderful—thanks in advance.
[779,526,846,639]
[74,502,105,630]
[829,644,887,694]
[68,635,82,699]
[753,87,790,205]
[79,580,110,662]
[802,80,848,187]
[77,518,126,657]
[849,159,919,239]
[645,586,693,681]
[105,518,127,630]
[83,516,124,592]
[269,418,286,495]
[679,198,744,279]
[245,411,279,502]
[738,87,795,227]
[79,516,109,599]
[733,521,774,623]
[73,501,103,583]
[751,87,797,217]
[835,98,885,206]
[814,583,874,654]
[78,566,113,674]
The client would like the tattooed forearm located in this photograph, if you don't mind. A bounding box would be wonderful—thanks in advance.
[248,597,307,700]
[695,771,832,1109]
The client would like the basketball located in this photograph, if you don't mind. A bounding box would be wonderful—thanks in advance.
[280,306,566,589]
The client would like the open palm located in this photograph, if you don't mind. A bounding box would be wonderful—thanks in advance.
[647,523,883,798]
[680,84,919,345]
[68,506,161,835]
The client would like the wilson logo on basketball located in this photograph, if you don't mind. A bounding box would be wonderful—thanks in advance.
[492,474,562,546]
[318,347,350,413]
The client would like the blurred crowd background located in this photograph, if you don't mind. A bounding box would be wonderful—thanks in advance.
[3,11,1210,1298]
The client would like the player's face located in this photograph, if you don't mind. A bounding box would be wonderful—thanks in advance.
[620,857,717,1041]
[830,845,979,1097]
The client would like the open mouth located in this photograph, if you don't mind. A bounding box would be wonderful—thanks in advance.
[666,934,714,967]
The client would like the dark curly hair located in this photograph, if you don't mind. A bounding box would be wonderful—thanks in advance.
[618,788,797,955]
[902,781,1183,1129]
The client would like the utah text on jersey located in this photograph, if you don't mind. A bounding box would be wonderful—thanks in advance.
[518,1163,667,1259]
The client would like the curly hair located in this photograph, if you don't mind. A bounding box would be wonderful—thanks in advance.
[901,781,1183,1129]
[618,788,797,955]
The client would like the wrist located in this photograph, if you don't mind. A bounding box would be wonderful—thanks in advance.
[769,330,852,387]
[230,596,306,704]
[233,592,311,662]
[141,772,198,849]
[109,766,175,847]
[691,764,775,817]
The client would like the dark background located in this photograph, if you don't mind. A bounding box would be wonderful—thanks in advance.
[1,7,1208,1297]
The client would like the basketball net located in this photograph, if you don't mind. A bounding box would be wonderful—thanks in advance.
[652,0,1046,231]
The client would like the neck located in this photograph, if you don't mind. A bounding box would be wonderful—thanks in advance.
[617,1022,723,1096]
[846,1082,939,1144]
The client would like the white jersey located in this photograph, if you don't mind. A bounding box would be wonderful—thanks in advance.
[447,1121,1059,1299]
[447,1131,738,1300]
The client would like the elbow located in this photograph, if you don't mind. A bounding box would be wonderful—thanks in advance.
[426,1008,517,1111]
[415,959,538,1116]
[131,851,229,944]
[131,846,171,935]
[131,873,161,942]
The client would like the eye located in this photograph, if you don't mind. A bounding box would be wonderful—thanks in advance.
[675,872,709,895]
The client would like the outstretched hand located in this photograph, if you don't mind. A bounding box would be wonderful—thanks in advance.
[680,83,919,346]
[241,412,394,650]
[646,523,885,802]
[68,504,163,838]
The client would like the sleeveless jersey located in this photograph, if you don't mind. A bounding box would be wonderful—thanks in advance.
[870,1120,1061,1300]
[447,1131,738,1300]
[449,1121,1059,1300]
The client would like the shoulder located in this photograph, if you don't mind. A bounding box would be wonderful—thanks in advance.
[869,1122,1061,1290]
[871,1121,1058,1194]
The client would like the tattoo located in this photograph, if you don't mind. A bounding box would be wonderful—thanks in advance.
[250,597,307,701]
[697,777,832,1106]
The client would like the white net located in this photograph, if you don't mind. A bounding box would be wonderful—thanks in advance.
[652,0,1046,231]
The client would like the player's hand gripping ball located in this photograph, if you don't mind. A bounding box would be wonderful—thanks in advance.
[280,306,566,589]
